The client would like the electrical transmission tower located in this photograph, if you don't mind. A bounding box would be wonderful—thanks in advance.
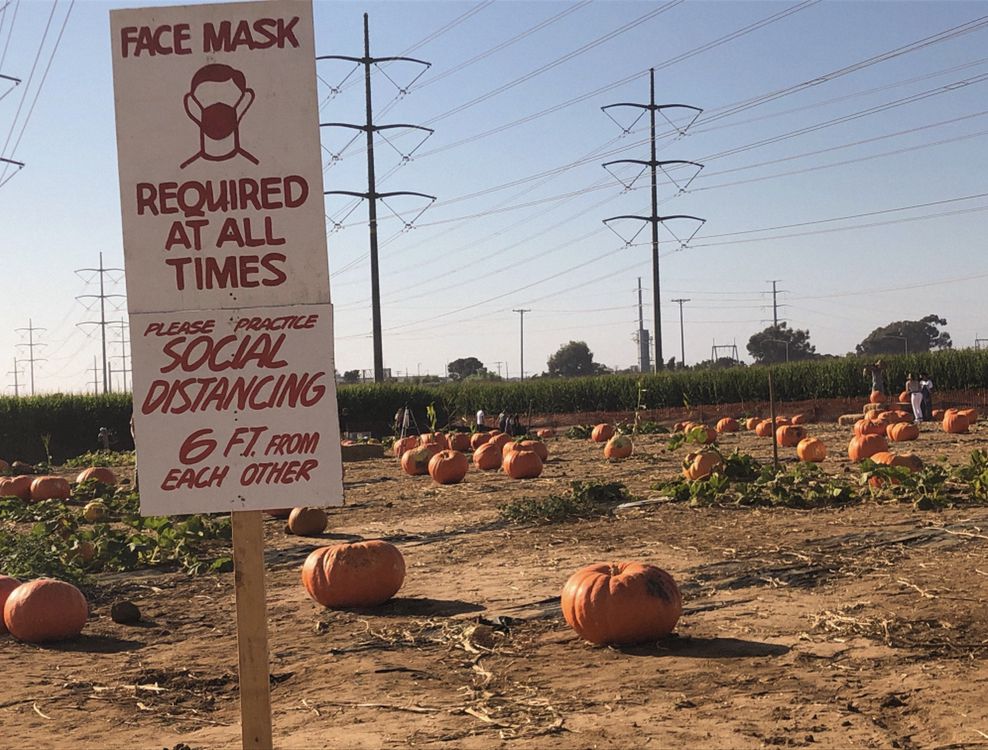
[14,320,46,396]
[0,71,26,188]
[6,358,23,396]
[602,69,705,371]
[318,13,436,384]
[766,279,787,327]
[672,298,690,368]
[76,253,126,394]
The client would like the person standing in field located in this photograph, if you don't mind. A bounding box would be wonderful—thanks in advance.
[919,372,934,421]
[863,359,888,398]
[476,408,485,429]
[905,373,924,422]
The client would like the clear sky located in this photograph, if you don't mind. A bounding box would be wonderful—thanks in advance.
[2,0,987,393]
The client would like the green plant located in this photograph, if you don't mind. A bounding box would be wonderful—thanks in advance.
[498,480,631,523]
[564,424,592,440]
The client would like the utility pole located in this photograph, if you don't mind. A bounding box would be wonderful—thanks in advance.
[672,298,690,368]
[602,69,704,371]
[109,319,132,393]
[318,14,435,384]
[513,309,530,381]
[14,319,46,396]
[89,357,100,394]
[493,361,503,378]
[76,252,125,394]
[768,279,784,327]
[7,358,22,397]
[636,277,651,373]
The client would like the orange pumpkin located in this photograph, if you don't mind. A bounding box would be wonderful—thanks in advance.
[796,437,827,463]
[682,451,724,481]
[428,449,469,484]
[890,409,914,423]
[392,436,418,457]
[871,451,924,473]
[488,432,514,454]
[791,413,808,426]
[30,475,71,502]
[473,443,502,471]
[3,578,88,643]
[687,425,718,445]
[400,447,433,476]
[0,475,33,501]
[560,562,682,645]
[754,420,774,438]
[301,541,405,609]
[870,390,887,404]
[716,417,739,433]
[75,467,117,486]
[519,440,549,462]
[898,390,910,404]
[288,507,328,536]
[469,432,491,450]
[603,435,633,459]
[744,417,761,431]
[775,424,806,448]
[419,432,450,451]
[0,576,21,635]
[848,433,888,462]
[942,409,970,434]
[503,449,543,479]
[448,432,472,452]
[960,408,979,424]
[887,422,919,442]
[774,416,791,427]
[854,419,887,437]
[591,424,614,443]
[536,428,555,439]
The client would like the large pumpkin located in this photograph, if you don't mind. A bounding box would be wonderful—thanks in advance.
[288,507,328,536]
[30,475,71,502]
[603,435,633,459]
[871,451,924,473]
[392,436,418,457]
[503,449,543,479]
[428,450,469,484]
[560,562,682,645]
[0,575,21,635]
[682,451,724,481]
[959,408,979,425]
[488,432,514,454]
[400,447,433,476]
[419,432,450,452]
[301,541,405,609]
[716,417,739,433]
[870,390,887,404]
[848,433,888,462]
[469,432,491,450]
[854,419,887,437]
[775,424,806,448]
[591,424,614,443]
[75,467,117,486]
[0,475,33,501]
[887,422,919,442]
[448,432,472,452]
[519,440,549,462]
[796,437,827,463]
[942,409,970,435]
[3,578,88,643]
[473,443,502,471]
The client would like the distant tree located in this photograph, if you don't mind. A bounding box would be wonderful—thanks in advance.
[342,369,361,384]
[747,323,817,365]
[464,367,502,382]
[692,357,744,371]
[546,341,605,378]
[447,357,484,380]
[856,315,951,356]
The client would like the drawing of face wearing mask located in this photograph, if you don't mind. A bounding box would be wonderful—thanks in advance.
[180,63,258,169]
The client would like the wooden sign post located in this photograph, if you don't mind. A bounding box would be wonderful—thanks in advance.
[110,3,343,746]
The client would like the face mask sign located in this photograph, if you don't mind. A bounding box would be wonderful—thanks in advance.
[190,89,247,141]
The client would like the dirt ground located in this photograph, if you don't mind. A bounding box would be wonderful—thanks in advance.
[3,404,988,750]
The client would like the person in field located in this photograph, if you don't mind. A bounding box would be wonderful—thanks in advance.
[904,373,924,422]
[919,372,934,421]
[863,359,887,397]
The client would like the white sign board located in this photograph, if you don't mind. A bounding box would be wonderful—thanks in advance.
[111,0,343,515]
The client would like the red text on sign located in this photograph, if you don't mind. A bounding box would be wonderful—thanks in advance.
[144,319,216,337]
[161,465,229,491]
[165,253,288,291]
[203,17,300,53]
[120,24,192,57]
[160,332,287,373]
[136,176,308,218]
[240,459,317,485]
[264,431,319,456]
[224,426,268,458]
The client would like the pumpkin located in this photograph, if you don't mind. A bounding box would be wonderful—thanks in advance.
[473,443,503,470]
[400,447,433,476]
[30,475,71,502]
[488,432,514,454]
[67,540,96,565]
[870,390,886,404]
[560,562,682,645]
[942,409,970,435]
[960,408,979,424]
[448,432,472,452]
[848,433,888,462]
[519,440,549,462]
[796,437,827,463]
[3,578,88,643]
[687,425,718,445]
[501,440,522,458]
[871,451,924,473]
[791,413,808,426]
[774,416,791,427]
[754,420,774,438]
[682,451,724,481]
[603,435,633,459]
[854,419,887,437]
[775,424,806,448]
[744,417,761,431]
[82,501,109,522]
[591,424,614,443]
[503,449,543,479]
[419,432,450,452]
[0,576,21,635]
[887,422,919,442]
[890,409,914,423]
[0,475,33,501]
[469,432,491,450]
[932,409,945,420]
[265,508,293,519]
[536,428,555,439]
[898,390,910,404]
[11,460,33,473]
[301,540,405,609]
[392,436,418,457]
[288,507,328,536]
[75,467,117,486]
[716,417,739,433]
[428,449,469,484]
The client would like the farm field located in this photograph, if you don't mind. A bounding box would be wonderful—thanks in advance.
[2,410,988,749]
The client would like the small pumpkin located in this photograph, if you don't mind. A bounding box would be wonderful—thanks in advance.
[754,419,774,438]
[942,409,970,435]
[448,432,472,452]
[682,451,724,481]
[791,413,808,426]
[603,434,633,459]
[560,562,682,644]
[301,541,405,609]
[848,433,888,462]
[75,467,117,486]
[3,578,88,643]
[400,446,433,476]
[503,449,543,479]
[82,501,109,522]
[0,475,33,501]
[536,428,555,439]
[887,422,919,442]
[775,424,806,448]
[473,443,503,471]
[687,425,718,445]
[392,436,418,457]
[796,437,827,463]
[469,432,491,450]
[716,417,739,433]
[428,449,469,484]
[591,424,614,443]
[959,408,979,424]
[744,417,761,431]
[898,390,910,404]
[30,475,71,502]
[0,575,21,635]
[519,439,549,462]
[871,451,924,473]
[288,507,328,536]
[870,390,887,404]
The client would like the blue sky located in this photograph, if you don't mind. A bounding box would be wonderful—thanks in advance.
[2,0,988,393]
